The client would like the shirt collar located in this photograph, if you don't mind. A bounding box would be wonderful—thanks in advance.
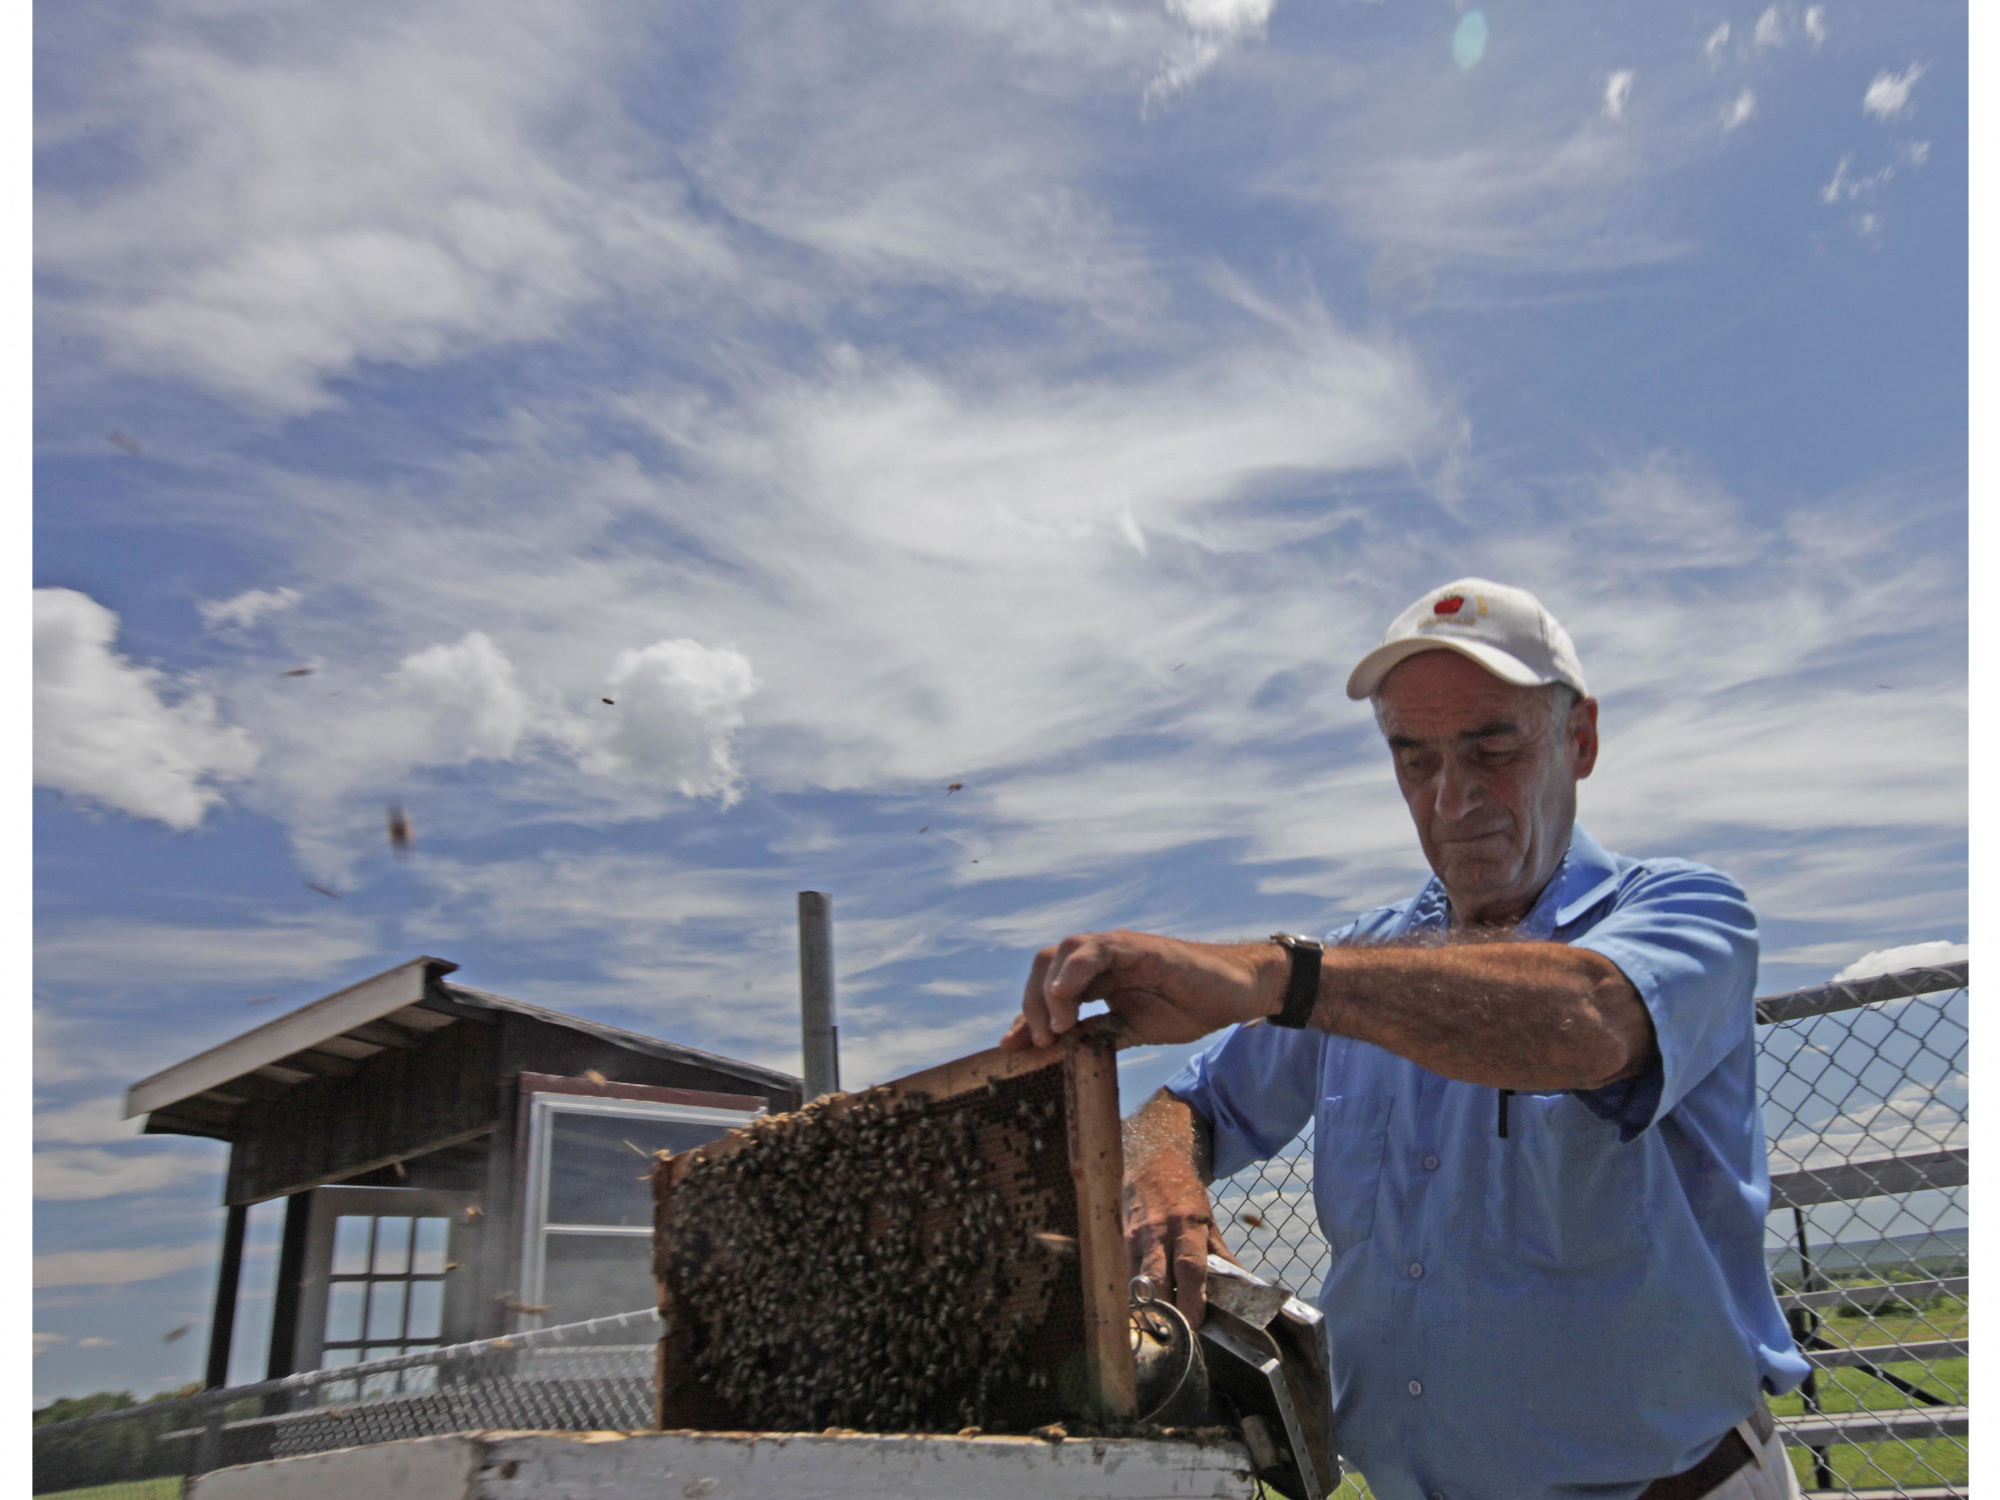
[1548,825,1623,928]
[1397,824,1621,939]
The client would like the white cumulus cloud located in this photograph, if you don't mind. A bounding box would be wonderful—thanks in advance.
[1863,64,1925,121]
[1603,70,1635,121]
[576,640,758,801]
[1833,940,1968,983]
[1704,22,1731,67]
[1721,89,1757,131]
[35,588,259,829]
[198,586,302,631]
[392,631,536,762]
[1803,6,1827,47]
[1752,7,1785,49]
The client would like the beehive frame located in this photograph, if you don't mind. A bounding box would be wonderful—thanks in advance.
[652,1018,1135,1430]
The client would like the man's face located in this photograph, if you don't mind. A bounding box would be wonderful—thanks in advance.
[1375,650,1599,927]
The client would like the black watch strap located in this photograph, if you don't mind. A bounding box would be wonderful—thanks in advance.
[1268,933,1323,1029]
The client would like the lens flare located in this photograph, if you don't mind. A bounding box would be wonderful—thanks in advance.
[1453,11,1488,70]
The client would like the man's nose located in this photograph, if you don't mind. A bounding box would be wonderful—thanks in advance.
[1435,755,1487,822]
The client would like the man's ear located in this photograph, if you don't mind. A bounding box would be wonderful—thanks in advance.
[1571,697,1600,780]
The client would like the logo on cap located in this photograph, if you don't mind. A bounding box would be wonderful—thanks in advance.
[1433,595,1465,616]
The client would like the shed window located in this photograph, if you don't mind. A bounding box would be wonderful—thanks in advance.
[518,1094,758,1328]
[319,1211,452,1398]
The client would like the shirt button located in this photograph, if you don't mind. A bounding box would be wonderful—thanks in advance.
[1408,1379,1423,1396]
[1431,1492,1446,1500]
[1423,1154,1440,1170]
[1408,1261,1425,1279]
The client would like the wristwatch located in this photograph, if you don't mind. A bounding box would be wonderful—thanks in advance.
[1267,933,1324,1029]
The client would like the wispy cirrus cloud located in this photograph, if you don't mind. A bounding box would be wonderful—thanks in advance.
[35,1147,221,1203]
[34,1241,219,1288]
[1147,0,1278,107]
[38,0,734,412]
[1602,70,1635,121]
[33,916,379,985]
[35,1096,147,1145]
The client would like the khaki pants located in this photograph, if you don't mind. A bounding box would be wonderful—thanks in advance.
[1700,1419,1804,1500]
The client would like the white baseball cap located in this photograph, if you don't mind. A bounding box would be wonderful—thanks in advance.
[1345,578,1589,700]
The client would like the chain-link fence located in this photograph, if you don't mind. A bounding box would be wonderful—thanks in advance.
[31,1307,660,1498]
[1210,960,1970,1498]
[35,963,1967,1499]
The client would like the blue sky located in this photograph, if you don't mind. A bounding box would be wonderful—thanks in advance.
[32,0,1966,1401]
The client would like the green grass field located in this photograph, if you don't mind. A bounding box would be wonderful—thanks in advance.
[1769,1282,1968,1493]
[36,1480,182,1500]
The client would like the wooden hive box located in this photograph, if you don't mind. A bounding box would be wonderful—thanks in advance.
[651,1019,1135,1434]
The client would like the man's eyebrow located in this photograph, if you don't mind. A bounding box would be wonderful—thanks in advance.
[1385,718,1527,749]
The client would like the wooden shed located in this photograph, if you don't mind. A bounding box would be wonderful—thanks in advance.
[123,956,801,1391]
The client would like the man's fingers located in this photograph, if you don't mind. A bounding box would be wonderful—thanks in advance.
[1133,1222,1169,1296]
[1045,936,1117,1012]
[1167,1214,1210,1330]
[1034,936,1108,1041]
[1015,935,1117,1048]
[1016,949,1058,1048]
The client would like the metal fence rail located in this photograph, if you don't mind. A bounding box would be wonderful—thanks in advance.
[1210,959,1969,1498]
[32,1308,661,1495]
[34,962,1967,1499]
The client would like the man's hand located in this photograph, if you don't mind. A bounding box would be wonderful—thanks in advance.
[1122,1090,1237,1329]
[999,930,1289,1052]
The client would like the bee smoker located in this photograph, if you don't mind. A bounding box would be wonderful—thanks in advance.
[1129,1259,1336,1500]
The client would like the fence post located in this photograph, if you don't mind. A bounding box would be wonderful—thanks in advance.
[193,1397,226,1477]
[1788,1207,1834,1491]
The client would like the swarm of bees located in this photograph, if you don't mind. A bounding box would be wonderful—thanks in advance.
[661,1077,1079,1435]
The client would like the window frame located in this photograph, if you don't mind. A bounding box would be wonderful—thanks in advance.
[516,1092,761,1328]
[292,1184,475,1380]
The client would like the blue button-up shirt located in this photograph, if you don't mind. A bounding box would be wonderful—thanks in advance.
[1163,826,1808,1500]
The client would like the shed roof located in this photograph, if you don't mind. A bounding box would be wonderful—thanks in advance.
[124,956,798,1132]
[436,980,799,1091]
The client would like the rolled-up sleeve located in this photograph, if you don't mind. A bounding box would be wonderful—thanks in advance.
[1568,861,1759,1141]
[1162,1022,1325,1180]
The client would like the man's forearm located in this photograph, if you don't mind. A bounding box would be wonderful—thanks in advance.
[1308,940,1654,1091]
[1124,1088,1214,1186]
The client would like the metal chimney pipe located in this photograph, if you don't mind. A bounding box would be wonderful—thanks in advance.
[798,891,840,1101]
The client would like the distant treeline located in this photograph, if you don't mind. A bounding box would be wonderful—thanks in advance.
[1764,1226,1967,1280]
[32,1387,201,1495]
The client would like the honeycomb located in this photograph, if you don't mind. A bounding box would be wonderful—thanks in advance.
[655,1065,1095,1434]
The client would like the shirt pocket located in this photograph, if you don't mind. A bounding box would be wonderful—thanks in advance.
[1482,1091,1647,1270]
[1312,1095,1395,1260]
